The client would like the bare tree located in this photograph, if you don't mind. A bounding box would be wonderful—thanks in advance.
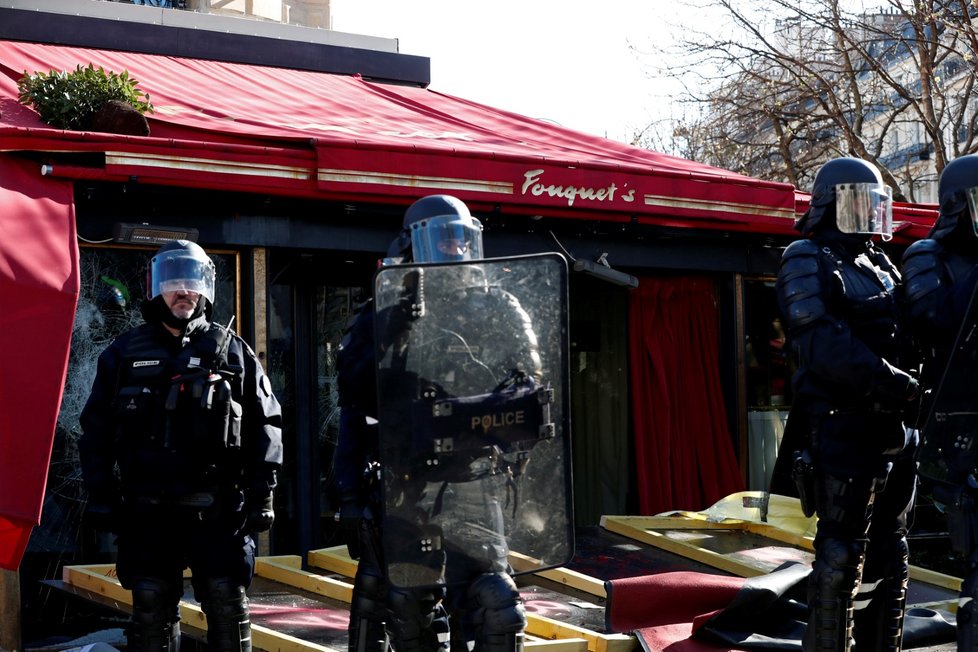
[637,0,978,202]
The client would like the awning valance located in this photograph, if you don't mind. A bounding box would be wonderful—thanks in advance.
[0,40,806,233]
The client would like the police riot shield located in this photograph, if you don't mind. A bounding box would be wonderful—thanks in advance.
[919,282,978,485]
[373,253,572,589]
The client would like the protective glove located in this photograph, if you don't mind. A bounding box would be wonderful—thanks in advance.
[245,493,275,533]
[84,499,118,533]
[337,501,366,560]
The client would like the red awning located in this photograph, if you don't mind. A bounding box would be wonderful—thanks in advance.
[0,154,79,570]
[0,40,808,234]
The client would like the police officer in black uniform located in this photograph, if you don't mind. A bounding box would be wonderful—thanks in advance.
[80,240,284,652]
[335,195,534,652]
[901,153,978,651]
[775,158,920,652]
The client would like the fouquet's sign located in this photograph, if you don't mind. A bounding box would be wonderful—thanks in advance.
[521,168,637,207]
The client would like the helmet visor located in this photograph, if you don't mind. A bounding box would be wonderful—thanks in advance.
[835,182,893,240]
[964,186,978,235]
[410,214,484,263]
[148,250,216,301]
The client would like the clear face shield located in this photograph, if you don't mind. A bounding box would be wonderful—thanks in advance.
[410,214,484,263]
[835,182,894,241]
[964,186,978,235]
[147,250,216,302]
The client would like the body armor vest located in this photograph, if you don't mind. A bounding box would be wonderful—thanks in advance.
[821,243,903,364]
[114,322,243,499]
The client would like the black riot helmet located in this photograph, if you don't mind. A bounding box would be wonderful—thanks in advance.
[384,194,484,265]
[795,157,893,240]
[146,239,216,303]
[931,154,978,241]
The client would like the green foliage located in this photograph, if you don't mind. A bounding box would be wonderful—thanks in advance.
[17,63,154,131]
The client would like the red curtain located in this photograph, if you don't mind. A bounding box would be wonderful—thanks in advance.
[0,155,78,570]
[629,276,743,515]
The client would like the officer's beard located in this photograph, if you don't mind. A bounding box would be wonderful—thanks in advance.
[140,295,207,332]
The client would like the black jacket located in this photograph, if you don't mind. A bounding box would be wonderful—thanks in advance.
[79,315,283,507]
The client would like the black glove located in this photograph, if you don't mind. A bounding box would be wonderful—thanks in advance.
[84,499,118,533]
[245,493,275,533]
[337,501,366,559]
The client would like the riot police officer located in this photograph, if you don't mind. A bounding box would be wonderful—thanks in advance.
[335,195,534,652]
[79,240,284,652]
[775,158,919,652]
[901,153,978,651]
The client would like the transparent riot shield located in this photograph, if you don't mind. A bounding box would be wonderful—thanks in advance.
[373,253,572,588]
[919,283,978,485]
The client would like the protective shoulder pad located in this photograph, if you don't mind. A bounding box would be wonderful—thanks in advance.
[900,238,943,310]
[777,239,826,330]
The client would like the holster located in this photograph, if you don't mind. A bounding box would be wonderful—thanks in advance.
[792,449,817,518]
[934,481,978,557]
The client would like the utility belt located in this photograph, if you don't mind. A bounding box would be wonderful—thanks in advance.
[127,490,243,521]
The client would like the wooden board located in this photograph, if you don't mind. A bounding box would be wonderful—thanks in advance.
[601,491,961,612]
[61,493,961,651]
[305,546,632,652]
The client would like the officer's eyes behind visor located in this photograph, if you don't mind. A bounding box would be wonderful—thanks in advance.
[963,186,978,235]
[835,182,893,241]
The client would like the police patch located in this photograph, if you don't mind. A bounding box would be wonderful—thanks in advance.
[132,360,160,368]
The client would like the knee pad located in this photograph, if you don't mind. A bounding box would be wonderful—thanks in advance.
[199,577,251,652]
[129,578,182,652]
[387,587,450,652]
[199,577,249,620]
[131,577,181,626]
[351,564,388,621]
[466,573,527,634]
[812,538,863,598]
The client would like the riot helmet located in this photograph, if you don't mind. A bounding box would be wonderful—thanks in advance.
[931,154,978,241]
[404,195,484,264]
[796,157,893,240]
[98,275,129,312]
[146,240,216,303]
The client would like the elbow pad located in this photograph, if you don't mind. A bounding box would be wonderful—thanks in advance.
[901,239,943,321]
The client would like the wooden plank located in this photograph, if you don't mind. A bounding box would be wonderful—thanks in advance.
[604,514,813,548]
[0,568,21,652]
[601,513,964,591]
[250,624,339,652]
[310,546,608,599]
[908,565,961,593]
[63,565,131,605]
[601,516,769,578]
[306,546,357,579]
[530,567,607,599]
[303,548,624,650]
[62,564,342,652]
[525,613,635,652]
[267,554,606,651]
[254,556,353,603]
[509,551,606,598]
[525,637,590,650]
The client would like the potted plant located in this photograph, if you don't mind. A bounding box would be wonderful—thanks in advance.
[18,64,154,136]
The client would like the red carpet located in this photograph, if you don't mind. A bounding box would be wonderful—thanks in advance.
[606,563,815,651]
[606,571,753,652]
[605,562,955,651]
